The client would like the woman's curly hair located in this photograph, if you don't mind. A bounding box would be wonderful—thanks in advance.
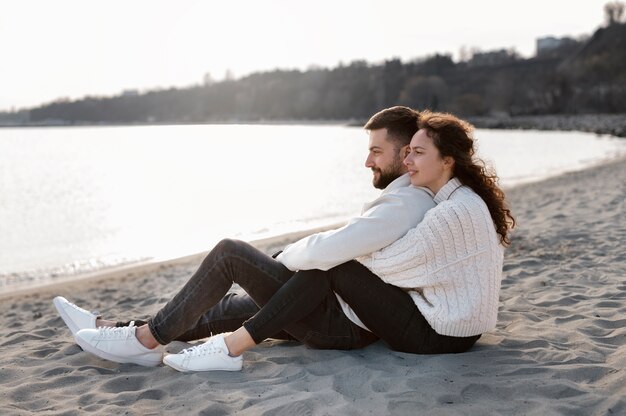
[418,110,515,246]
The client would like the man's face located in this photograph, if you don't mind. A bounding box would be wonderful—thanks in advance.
[365,128,409,189]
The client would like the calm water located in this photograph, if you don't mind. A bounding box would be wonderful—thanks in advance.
[1,124,625,291]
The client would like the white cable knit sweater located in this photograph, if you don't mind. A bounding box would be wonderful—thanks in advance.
[357,177,504,337]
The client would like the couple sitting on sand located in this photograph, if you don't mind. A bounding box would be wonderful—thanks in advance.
[54,107,515,372]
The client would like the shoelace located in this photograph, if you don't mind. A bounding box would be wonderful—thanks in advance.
[97,321,136,340]
[180,340,222,358]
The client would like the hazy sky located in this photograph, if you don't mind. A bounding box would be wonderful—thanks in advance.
[0,0,611,110]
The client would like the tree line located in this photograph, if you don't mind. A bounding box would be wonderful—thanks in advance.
[3,21,626,126]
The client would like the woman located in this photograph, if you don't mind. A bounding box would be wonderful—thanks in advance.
[57,110,514,371]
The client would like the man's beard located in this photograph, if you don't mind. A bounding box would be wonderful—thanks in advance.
[372,157,405,189]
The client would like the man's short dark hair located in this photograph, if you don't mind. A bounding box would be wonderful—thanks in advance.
[364,106,420,148]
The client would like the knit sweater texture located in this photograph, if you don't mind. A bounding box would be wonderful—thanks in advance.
[357,177,504,337]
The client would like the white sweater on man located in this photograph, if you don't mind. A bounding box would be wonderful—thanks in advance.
[357,178,504,337]
[276,174,436,329]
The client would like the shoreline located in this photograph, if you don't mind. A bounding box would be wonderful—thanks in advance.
[0,119,360,129]
[0,222,344,301]
[2,113,626,138]
[467,113,626,138]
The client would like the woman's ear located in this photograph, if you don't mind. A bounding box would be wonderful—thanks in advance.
[443,156,455,169]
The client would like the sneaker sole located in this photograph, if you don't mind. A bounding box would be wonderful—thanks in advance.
[163,355,242,372]
[75,336,162,367]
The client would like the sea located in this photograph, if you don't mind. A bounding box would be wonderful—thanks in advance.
[1,124,625,293]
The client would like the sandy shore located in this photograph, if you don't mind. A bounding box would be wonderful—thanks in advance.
[1,158,625,415]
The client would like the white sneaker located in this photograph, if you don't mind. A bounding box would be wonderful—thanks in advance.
[163,333,243,372]
[75,322,162,367]
[53,296,98,339]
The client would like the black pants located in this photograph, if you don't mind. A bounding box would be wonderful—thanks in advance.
[318,261,481,354]
[149,239,479,353]
[149,239,376,349]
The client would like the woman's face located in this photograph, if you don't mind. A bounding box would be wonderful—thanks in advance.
[404,129,453,194]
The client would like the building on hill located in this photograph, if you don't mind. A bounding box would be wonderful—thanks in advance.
[536,36,578,57]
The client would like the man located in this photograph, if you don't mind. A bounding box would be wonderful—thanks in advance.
[54,106,436,367]
[274,106,436,331]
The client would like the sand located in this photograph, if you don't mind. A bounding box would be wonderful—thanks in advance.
[1,158,625,415]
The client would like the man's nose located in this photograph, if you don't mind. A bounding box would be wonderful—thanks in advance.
[365,155,374,168]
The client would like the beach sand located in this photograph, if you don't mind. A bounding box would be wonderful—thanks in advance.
[1,158,625,415]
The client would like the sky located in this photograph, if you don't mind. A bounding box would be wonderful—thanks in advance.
[0,0,612,111]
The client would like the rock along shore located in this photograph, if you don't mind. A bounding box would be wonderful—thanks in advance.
[468,113,626,138]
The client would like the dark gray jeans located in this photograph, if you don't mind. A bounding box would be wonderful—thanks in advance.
[148,238,480,353]
[148,239,377,349]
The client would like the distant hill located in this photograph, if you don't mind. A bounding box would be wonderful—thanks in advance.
[2,23,625,126]
[566,22,626,75]
[553,23,625,112]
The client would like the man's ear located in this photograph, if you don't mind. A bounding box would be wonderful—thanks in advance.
[402,145,411,157]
